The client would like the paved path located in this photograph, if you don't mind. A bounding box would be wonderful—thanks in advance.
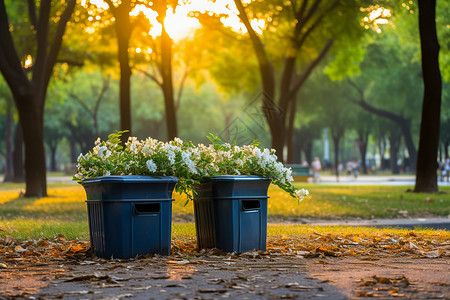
[313,174,450,186]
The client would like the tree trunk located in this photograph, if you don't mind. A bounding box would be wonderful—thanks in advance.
[70,139,78,164]
[378,135,387,170]
[444,141,449,159]
[233,0,281,158]
[400,119,417,171]
[19,93,47,197]
[160,25,178,140]
[292,130,302,164]
[286,94,298,164]
[331,134,341,181]
[3,97,14,182]
[0,0,76,197]
[305,142,313,166]
[414,0,442,192]
[12,121,24,183]
[358,132,369,175]
[115,3,132,143]
[49,143,58,172]
[331,127,343,181]
[389,131,401,175]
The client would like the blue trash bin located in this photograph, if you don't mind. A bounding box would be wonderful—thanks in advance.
[82,175,178,259]
[193,175,271,252]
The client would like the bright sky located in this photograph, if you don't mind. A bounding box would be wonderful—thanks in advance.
[84,0,265,41]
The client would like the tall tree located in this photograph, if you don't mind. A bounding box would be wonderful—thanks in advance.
[155,1,177,140]
[102,0,134,142]
[0,0,76,197]
[414,0,442,192]
[134,0,180,140]
[347,78,418,171]
[193,0,362,159]
[233,0,348,160]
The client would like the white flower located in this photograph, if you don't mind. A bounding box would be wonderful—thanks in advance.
[166,149,176,165]
[105,171,111,176]
[141,145,152,156]
[98,146,108,157]
[181,152,198,174]
[146,159,157,173]
[295,189,309,201]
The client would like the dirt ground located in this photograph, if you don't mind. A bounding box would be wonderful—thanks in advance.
[1,248,449,299]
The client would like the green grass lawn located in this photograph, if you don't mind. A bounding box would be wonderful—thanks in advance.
[269,183,450,219]
[0,182,449,240]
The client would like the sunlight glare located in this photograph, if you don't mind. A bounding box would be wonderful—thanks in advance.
[164,7,201,41]
[360,5,391,33]
[24,55,32,68]
[86,0,265,40]
[89,0,109,10]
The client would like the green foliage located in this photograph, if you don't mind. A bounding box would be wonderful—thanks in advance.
[324,46,366,81]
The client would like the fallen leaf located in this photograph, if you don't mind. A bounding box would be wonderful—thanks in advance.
[14,245,27,253]
[421,250,443,258]
[198,288,228,293]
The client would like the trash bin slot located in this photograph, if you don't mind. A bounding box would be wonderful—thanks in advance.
[134,203,160,215]
[242,200,260,211]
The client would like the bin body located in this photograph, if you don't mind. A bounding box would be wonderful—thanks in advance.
[193,175,271,252]
[82,176,178,259]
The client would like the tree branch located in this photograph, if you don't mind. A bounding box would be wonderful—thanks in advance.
[27,0,38,30]
[93,75,110,118]
[136,67,163,87]
[92,76,110,136]
[196,14,244,41]
[294,0,321,37]
[289,39,333,98]
[69,93,94,117]
[175,66,190,111]
[347,79,405,123]
[296,0,339,49]
[0,0,31,97]
[33,0,51,81]
[234,0,272,70]
[42,0,77,98]
[103,0,116,13]
[295,0,309,22]
[234,0,276,114]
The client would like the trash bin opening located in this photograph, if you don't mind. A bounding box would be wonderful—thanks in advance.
[134,203,161,214]
[242,200,261,211]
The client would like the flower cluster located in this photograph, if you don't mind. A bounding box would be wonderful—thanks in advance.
[74,132,309,202]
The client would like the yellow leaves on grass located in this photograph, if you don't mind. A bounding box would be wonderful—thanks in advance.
[0,191,22,205]
[22,187,86,213]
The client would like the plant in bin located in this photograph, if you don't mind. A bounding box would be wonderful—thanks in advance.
[182,134,309,202]
[74,132,309,204]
